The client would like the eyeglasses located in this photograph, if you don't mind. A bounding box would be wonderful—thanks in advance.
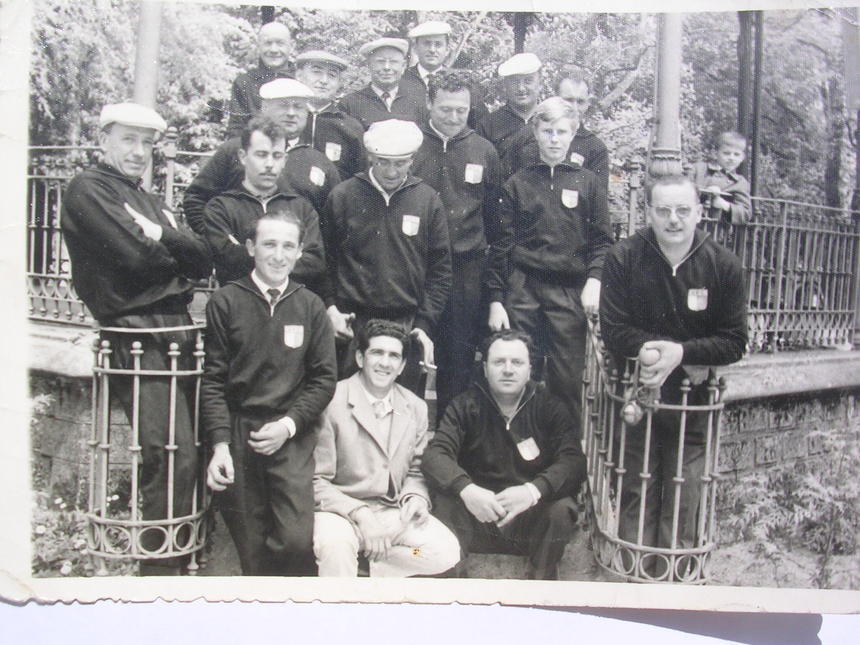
[652,205,695,219]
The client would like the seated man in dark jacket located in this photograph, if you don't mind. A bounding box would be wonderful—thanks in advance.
[422,330,586,580]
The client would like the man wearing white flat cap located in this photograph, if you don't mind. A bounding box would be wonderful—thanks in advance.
[61,102,212,575]
[322,119,451,396]
[477,52,543,160]
[339,37,427,130]
[295,50,367,178]
[183,78,338,272]
[401,20,488,129]
[226,21,294,138]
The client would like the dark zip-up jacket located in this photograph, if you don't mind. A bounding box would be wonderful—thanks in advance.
[201,275,337,446]
[322,172,452,333]
[182,137,340,234]
[599,227,748,390]
[61,163,212,322]
[338,81,428,130]
[410,123,501,255]
[476,103,532,160]
[422,379,586,500]
[305,103,367,178]
[486,161,612,302]
[400,65,489,129]
[225,61,296,138]
[203,187,325,291]
[501,125,610,189]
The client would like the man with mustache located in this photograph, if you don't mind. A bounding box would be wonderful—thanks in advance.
[203,115,326,295]
[183,79,340,237]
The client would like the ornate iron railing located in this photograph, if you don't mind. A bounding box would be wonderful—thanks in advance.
[582,321,727,583]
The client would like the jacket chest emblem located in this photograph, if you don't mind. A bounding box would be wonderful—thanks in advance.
[569,152,585,167]
[309,166,326,186]
[283,325,304,348]
[325,142,342,161]
[516,437,540,461]
[464,163,484,184]
[402,214,420,236]
[561,189,579,208]
[687,288,708,311]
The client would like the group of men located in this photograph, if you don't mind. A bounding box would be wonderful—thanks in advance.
[59,18,747,581]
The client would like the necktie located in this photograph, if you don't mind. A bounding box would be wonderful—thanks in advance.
[266,288,280,307]
[381,91,391,110]
[372,399,387,419]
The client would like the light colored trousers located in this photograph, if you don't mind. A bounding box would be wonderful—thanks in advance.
[313,506,461,577]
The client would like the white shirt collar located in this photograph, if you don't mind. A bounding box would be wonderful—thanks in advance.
[359,378,394,416]
[251,269,288,299]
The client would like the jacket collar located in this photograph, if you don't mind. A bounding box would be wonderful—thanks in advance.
[345,373,412,456]
[525,159,582,173]
[355,171,423,194]
[421,121,474,144]
[706,161,739,182]
[638,227,711,273]
[227,273,303,302]
[473,377,539,419]
[220,185,300,201]
[93,162,144,190]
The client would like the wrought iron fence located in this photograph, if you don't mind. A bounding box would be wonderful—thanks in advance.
[25,144,860,352]
[582,321,727,583]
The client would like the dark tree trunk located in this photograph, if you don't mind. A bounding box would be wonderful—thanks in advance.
[737,11,755,178]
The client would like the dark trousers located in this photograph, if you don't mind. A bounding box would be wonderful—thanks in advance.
[336,310,426,396]
[506,268,587,421]
[616,382,711,551]
[102,311,199,576]
[435,252,485,421]
[432,491,578,580]
[216,414,316,576]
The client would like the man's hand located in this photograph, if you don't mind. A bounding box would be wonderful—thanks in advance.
[580,277,601,317]
[352,507,393,562]
[124,203,163,241]
[638,340,684,388]
[399,495,430,528]
[488,301,510,331]
[494,485,536,528]
[410,327,435,372]
[459,483,507,523]
[206,442,234,491]
[248,419,293,456]
[327,305,355,340]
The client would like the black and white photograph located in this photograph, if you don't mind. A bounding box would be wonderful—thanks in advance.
[2,0,859,616]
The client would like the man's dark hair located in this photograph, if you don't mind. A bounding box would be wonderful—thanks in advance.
[427,69,474,103]
[645,174,700,205]
[252,209,305,243]
[356,319,410,354]
[240,115,287,151]
[480,329,535,364]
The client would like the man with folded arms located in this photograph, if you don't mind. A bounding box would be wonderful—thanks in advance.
[295,50,367,178]
[422,330,586,580]
[183,78,340,235]
[313,319,460,577]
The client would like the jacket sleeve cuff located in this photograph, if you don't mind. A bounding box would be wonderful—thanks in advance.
[450,474,473,495]
[488,290,504,304]
[210,428,232,446]
[531,477,552,499]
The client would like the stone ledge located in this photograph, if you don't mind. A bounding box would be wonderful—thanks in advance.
[717,349,860,402]
[29,321,97,379]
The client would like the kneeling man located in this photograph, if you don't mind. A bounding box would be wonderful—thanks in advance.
[202,211,337,575]
[313,319,460,577]
[422,330,586,580]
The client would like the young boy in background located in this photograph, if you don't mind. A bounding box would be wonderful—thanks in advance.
[690,131,752,226]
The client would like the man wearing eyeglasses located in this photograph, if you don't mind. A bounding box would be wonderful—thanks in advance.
[599,174,747,554]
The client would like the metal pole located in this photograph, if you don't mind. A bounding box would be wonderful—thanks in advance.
[750,11,764,197]
[132,1,163,190]
[648,13,684,180]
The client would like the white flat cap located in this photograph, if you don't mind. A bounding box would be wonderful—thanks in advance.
[259,78,315,100]
[99,102,166,132]
[408,21,452,39]
[498,52,542,77]
[358,37,409,59]
[364,119,423,157]
[295,50,349,71]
